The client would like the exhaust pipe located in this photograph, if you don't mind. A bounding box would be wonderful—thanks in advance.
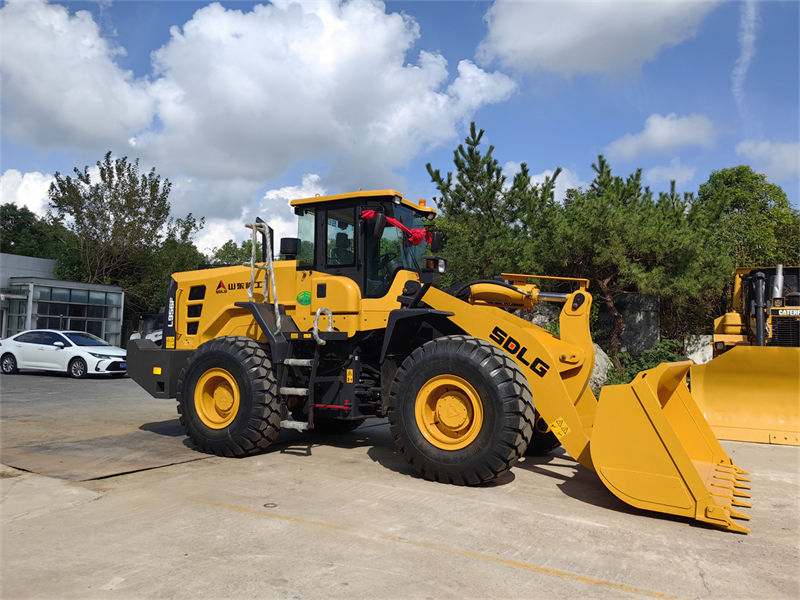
[772,264,785,301]
[754,272,767,347]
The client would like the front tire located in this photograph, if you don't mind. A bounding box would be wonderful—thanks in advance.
[1,354,19,374]
[388,335,534,485]
[177,336,281,457]
[69,357,88,379]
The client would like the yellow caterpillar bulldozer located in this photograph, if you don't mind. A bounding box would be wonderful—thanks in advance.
[127,190,753,533]
[690,265,800,446]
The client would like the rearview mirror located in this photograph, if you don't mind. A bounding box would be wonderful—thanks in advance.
[430,231,443,254]
[372,212,386,239]
[54,342,65,348]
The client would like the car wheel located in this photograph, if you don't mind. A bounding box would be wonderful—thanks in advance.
[69,357,88,379]
[1,354,19,375]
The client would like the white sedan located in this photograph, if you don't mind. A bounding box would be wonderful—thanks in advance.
[0,329,127,379]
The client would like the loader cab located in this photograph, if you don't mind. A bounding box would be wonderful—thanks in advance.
[290,190,438,298]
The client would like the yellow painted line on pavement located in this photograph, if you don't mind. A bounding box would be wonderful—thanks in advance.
[194,500,683,600]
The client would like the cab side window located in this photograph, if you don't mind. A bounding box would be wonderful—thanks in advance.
[327,207,355,267]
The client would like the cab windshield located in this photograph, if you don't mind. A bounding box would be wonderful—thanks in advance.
[365,203,429,298]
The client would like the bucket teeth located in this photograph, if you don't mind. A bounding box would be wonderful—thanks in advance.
[717,466,751,483]
[733,481,751,490]
[733,489,751,498]
[731,497,752,509]
[727,506,751,521]
[704,504,751,533]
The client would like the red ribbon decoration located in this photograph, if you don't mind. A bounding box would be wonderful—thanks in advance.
[362,210,432,246]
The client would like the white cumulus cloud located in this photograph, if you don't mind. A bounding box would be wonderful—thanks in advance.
[644,158,696,186]
[736,140,800,182]
[1,0,154,151]
[477,0,720,76]
[196,173,328,255]
[1,0,517,216]
[605,113,717,161]
[0,170,55,216]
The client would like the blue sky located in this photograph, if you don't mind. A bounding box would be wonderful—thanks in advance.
[1,0,798,254]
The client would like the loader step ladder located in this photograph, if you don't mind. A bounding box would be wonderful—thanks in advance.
[278,343,321,432]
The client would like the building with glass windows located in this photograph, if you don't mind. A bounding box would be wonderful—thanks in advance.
[0,254,125,346]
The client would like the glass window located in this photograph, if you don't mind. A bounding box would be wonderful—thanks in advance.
[89,291,106,305]
[296,208,315,269]
[34,286,51,301]
[105,334,121,347]
[51,287,70,302]
[106,292,121,306]
[69,304,86,317]
[42,332,67,346]
[86,321,103,336]
[105,320,121,333]
[69,319,86,331]
[70,289,89,303]
[365,213,404,298]
[8,300,21,314]
[87,306,105,319]
[64,330,109,346]
[326,207,355,267]
[19,332,43,344]
[16,317,26,330]
[36,317,48,328]
[48,317,62,329]
[49,303,68,316]
[106,306,120,319]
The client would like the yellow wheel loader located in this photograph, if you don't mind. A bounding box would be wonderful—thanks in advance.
[127,190,753,533]
[691,265,800,446]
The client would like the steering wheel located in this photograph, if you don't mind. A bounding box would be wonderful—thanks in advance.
[379,252,398,270]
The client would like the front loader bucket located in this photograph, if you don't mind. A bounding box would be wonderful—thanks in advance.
[690,346,800,446]
[591,362,752,533]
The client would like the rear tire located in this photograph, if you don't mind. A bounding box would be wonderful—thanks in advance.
[176,336,281,457]
[388,335,534,485]
[1,354,18,374]
[69,357,88,379]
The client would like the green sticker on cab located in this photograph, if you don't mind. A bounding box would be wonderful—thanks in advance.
[297,290,311,306]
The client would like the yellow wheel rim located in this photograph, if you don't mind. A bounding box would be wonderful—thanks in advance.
[194,368,240,429]
[415,375,484,450]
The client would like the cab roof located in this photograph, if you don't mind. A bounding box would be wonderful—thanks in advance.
[290,189,437,216]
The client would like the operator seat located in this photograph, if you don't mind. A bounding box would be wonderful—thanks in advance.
[330,232,353,265]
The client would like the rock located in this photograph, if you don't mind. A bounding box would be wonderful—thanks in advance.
[685,334,713,365]
[595,294,660,355]
[514,301,561,329]
[590,343,611,394]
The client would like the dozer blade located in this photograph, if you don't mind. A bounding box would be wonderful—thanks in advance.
[591,362,752,533]
[690,346,800,446]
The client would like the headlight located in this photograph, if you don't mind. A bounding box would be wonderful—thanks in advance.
[89,352,117,359]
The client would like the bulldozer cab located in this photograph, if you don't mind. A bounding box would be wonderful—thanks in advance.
[291,191,438,300]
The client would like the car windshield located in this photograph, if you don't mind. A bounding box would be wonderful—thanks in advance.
[63,332,111,347]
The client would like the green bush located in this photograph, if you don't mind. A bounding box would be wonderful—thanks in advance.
[604,339,685,386]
